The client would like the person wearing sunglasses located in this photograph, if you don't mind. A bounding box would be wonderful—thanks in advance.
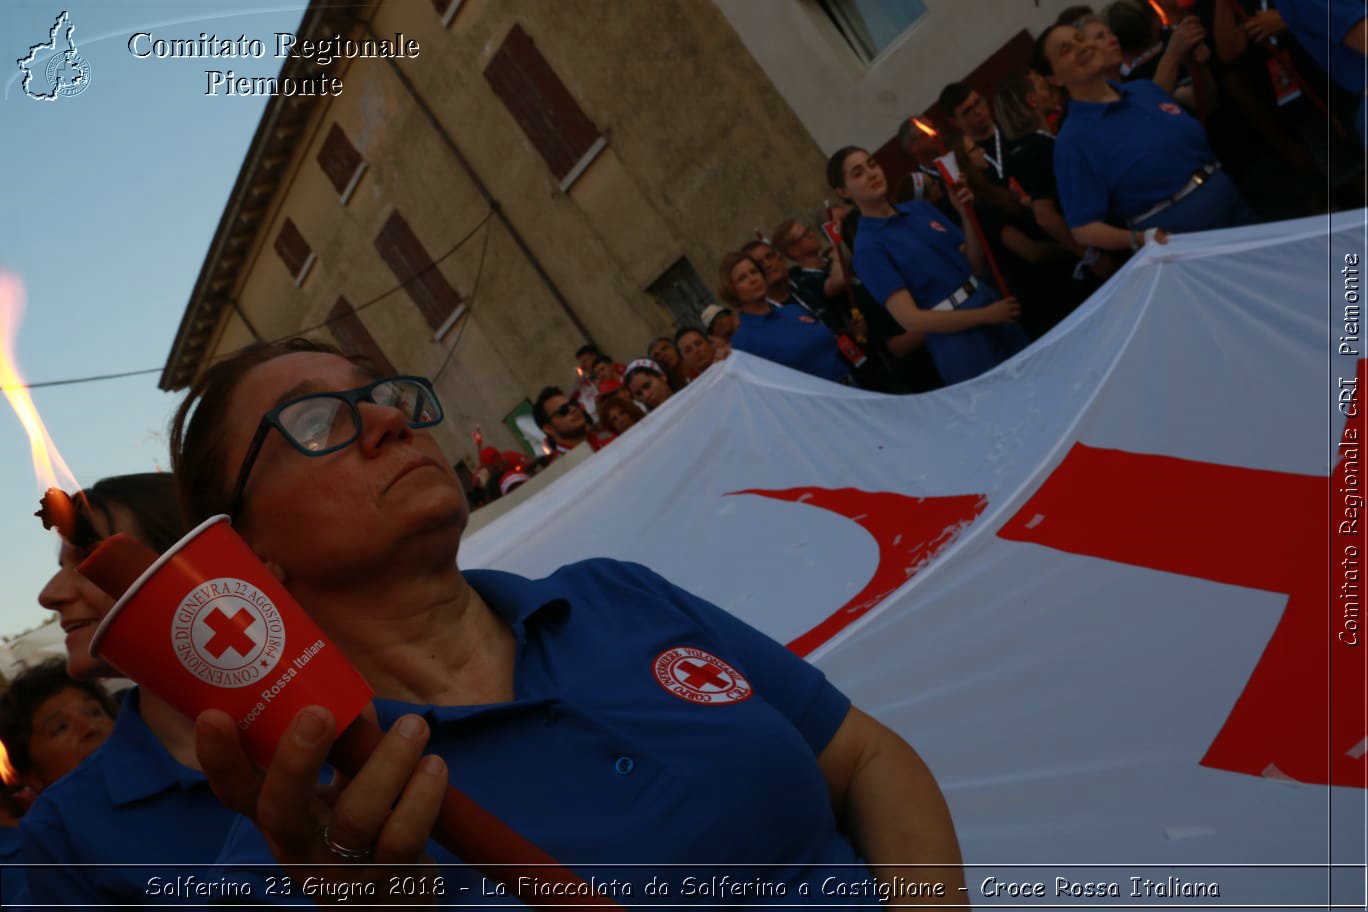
[531,385,591,459]
[170,338,964,903]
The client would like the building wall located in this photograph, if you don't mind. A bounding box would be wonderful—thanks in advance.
[715,0,1086,155]
[203,0,835,460]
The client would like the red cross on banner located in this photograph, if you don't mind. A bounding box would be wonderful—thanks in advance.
[998,360,1366,788]
[728,487,987,657]
[203,606,258,660]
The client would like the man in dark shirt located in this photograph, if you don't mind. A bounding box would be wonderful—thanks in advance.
[940,82,1010,186]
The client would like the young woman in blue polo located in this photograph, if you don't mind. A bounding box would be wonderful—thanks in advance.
[1036,23,1257,252]
[831,146,1027,386]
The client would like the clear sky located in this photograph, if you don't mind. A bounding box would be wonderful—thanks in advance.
[0,2,309,638]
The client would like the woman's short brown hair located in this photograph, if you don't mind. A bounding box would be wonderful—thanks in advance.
[597,396,642,432]
[0,659,116,780]
[716,251,765,308]
[169,338,360,525]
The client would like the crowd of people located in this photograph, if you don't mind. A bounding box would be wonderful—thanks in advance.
[465,0,1364,510]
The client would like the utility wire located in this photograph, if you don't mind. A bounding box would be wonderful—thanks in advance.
[4,208,496,391]
[2,367,163,392]
[433,214,494,384]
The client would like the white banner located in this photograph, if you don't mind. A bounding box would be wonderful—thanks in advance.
[463,213,1365,907]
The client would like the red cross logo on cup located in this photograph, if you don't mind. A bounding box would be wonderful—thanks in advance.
[203,607,257,659]
[653,647,753,705]
[170,577,286,688]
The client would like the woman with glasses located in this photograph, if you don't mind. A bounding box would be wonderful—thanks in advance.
[172,338,964,903]
[17,473,240,907]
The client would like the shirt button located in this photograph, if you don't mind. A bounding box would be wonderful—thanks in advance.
[614,755,635,775]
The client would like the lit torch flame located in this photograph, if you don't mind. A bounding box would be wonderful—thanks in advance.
[0,274,80,495]
[0,738,17,788]
[0,273,86,538]
[1146,0,1171,27]
[911,117,949,157]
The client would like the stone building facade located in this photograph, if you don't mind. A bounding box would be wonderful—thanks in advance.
[162,0,1080,461]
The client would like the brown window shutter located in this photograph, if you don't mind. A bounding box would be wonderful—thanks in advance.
[329,297,397,376]
[273,218,312,280]
[484,24,599,180]
[317,124,363,196]
[373,211,463,332]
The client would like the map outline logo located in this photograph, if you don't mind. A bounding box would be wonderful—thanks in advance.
[17,10,90,101]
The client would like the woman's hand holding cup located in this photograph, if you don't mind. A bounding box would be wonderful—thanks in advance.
[196,704,448,907]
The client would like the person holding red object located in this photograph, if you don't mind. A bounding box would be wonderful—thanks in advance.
[16,473,240,908]
[832,146,1026,386]
[171,339,965,904]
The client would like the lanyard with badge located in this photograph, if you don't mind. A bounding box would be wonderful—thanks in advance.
[1257,0,1301,105]
[1219,0,1302,105]
[1119,42,1163,77]
[819,209,871,364]
[789,280,867,368]
[981,129,1005,181]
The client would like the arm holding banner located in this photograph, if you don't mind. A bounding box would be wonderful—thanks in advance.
[1072,221,1170,251]
[886,289,1019,332]
[818,706,966,903]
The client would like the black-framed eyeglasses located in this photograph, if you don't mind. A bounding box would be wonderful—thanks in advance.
[228,375,444,519]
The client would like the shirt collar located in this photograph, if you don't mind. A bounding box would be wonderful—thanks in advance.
[102,689,205,806]
[1064,81,1132,120]
[373,569,571,726]
[464,568,573,643]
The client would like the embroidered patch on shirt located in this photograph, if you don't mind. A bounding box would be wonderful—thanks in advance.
[1159,102,1182,115]
[929,220,949,233]
[653,647,753,705]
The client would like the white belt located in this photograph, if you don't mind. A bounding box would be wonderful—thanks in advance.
[931,277,980,312]
[1128,163,1220,227]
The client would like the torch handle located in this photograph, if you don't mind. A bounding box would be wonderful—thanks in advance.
[331,717,616,909]
[933,161,1012,300]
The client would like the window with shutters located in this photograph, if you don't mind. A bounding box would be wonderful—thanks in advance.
[817,0,928,63]
[373,211,466,338]
[328,297,396,376]
[483,24,605,190]
[317,124,367,204]
[647,258,715,330]
[273,218,315,286]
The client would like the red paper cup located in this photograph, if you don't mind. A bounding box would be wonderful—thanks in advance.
[90,515,373,765]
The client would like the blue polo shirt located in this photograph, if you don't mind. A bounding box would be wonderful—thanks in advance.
[0,825,25,906]
[1279,0,1365,95]
[20,688,241,906]
[1054,80,1216,226]
[731,304,851,383]
[851,200,973,309]
[214,560,874,905]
